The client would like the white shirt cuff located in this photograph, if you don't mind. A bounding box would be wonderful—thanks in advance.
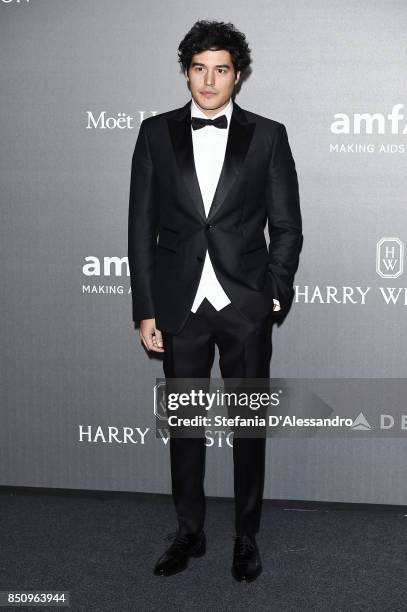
[273,298,281,312]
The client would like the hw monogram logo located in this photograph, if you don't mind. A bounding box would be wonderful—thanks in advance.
[376,237,404,278]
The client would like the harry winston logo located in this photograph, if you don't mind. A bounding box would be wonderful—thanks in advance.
[376,237,404,279]
[153,381,168,421]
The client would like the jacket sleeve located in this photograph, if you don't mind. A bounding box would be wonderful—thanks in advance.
[264,123,303,312]
[127,120,159,323]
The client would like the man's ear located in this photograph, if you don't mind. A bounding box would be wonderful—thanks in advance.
[235,70,241,85]
[185,69,189,82]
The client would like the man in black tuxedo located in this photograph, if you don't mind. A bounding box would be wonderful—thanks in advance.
[128,20,302,582]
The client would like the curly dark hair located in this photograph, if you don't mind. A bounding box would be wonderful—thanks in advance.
[178,20,252,75]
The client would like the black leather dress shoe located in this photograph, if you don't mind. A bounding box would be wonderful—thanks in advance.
[231,534,262,582]
[153,530,206,576]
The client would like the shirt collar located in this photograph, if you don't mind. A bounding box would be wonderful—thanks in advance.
[190,97,233,123]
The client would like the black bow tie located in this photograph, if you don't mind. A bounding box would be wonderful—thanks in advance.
[191,115,228,130]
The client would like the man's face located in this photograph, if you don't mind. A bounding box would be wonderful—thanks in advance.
[185,49,241,117]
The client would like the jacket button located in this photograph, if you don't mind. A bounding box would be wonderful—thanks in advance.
[205,224,214,230]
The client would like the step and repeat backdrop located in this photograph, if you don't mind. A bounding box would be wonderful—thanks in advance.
[1,0,406,504]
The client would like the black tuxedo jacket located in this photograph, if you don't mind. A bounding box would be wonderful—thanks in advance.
[128,99,303,335]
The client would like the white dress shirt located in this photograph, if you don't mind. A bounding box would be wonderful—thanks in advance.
[189,97,281,313]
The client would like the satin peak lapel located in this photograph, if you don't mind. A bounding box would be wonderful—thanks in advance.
[167,101,256,222]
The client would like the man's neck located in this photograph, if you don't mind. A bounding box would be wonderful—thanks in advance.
[192,97,231,119]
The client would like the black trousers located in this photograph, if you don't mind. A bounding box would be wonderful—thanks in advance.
[162,297,273,536]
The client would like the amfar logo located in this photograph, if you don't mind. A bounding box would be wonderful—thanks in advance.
[86,111,157,130]
[83,256,128,276]
[376,237,404,279]
[331,104,407,134]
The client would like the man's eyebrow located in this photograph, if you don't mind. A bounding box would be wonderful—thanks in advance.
[191,62,231,68]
